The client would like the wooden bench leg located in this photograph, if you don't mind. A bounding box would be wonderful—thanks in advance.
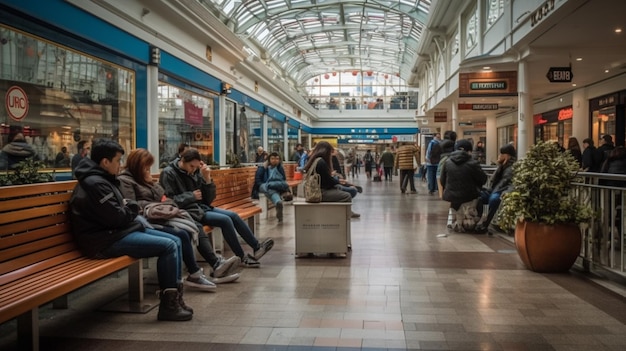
[259,193,269,219]
[128,259,143,303]
[211,227,224,253]
[17,309,38,351]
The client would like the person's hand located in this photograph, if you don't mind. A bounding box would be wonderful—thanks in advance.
[199,162,211,182]
[193,189,203,200]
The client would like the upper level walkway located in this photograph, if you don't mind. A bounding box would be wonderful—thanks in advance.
[1,174,626,350]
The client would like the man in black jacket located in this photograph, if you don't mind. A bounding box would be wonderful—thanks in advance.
[160,148,274,268]
[70,139,192,321]
[475,144,517,233]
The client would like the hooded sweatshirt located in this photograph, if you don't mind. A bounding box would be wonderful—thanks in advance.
[0,141,37,169]
[440,150,487,205]
[70,158,142,258]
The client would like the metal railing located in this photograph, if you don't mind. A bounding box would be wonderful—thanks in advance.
[571,172,626,282]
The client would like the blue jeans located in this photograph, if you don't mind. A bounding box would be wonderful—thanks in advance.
[426,164,438,193]
[101,228,182,290]
[478,190,502,226]
[201,207,258,259]
[336,184,357,198]
[157,226,201,275]
[259,183,282,205]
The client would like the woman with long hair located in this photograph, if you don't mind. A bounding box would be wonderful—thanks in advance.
[567,136,583,167]
[303,141,352,202]
[118,149,241,289]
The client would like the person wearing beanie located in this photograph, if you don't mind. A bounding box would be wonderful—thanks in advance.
[475,143,518,234]
[440,139,487,232]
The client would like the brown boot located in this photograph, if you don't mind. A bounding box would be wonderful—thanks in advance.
[157,288,193,321]
[177,283,193,313]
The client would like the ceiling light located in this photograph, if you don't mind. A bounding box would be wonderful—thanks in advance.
[576,57,582,61]
[616,28,622,33]
[482,66,490,70]
[605,69,610,73]
[572,83,577,87]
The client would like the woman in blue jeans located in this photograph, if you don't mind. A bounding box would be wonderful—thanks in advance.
[160,148,274,268]
[70,139,192,321]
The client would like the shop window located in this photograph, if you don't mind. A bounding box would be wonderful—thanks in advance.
[0,25,134,172]
[157,83,215,167]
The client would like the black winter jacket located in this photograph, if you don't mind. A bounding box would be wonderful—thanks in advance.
[159,159,216,210]
[70,158,142,258]
[490,157,516,194]
[441,150,487,204]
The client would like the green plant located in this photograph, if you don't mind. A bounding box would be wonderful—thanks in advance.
[0,158,54,186]
[497,141,593,230]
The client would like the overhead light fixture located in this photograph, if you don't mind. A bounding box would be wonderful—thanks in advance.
[576,57,582,61]
[616,28,622,33]
[605,69,610,73]
[572,83,577,87]
[482,66,490,70]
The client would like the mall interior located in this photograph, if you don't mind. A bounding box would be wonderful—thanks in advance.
[2,0,626,350]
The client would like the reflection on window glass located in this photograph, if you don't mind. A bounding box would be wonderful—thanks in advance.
[240,108,262,163]
[157,82,215,167]
[268,118,284,160]
[0,25,134,172]
[487,0,504,29]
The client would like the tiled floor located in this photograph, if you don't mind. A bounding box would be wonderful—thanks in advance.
[2,176,626,350]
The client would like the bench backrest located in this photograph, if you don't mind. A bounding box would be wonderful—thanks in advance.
[0,181,79,286]
[283,163,296,181]
[211,167,257,207]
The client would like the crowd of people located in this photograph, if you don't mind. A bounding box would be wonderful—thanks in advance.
[6,130,626,321]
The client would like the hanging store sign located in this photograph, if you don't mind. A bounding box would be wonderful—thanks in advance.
[458,103,499,110]
[546,67,573,83]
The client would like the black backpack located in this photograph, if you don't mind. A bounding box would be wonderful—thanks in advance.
[429,141,442,164]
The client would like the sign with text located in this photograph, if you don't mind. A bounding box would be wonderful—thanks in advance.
[459,71,518,97]
[458,103,499,110]
[546,67,573,83]
[5,86,29,121]
[434,111,447,123]
[184,101,204,126]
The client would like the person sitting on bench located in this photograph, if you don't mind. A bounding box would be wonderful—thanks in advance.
[256,152,293,222]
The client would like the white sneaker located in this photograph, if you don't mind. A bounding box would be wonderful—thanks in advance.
[210,273,240,284]
[184,269,217,292]
[212,256,242,278]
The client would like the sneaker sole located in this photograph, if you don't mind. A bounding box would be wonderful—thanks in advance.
[213,256,241,278]
[253,239,274,260]
[184,280,217,292]
[210,273,239,284]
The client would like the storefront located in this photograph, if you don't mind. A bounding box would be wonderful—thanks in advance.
[0,20,141,171]
[590,91,626,147]
[533,106,573,147]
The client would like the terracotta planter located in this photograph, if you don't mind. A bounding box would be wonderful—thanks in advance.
[514,221,582,273]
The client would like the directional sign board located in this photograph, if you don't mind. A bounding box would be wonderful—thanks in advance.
[546,67,573,83]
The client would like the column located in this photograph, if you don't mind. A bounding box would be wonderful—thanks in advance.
[284,118,289,160]
[517,60,534,157]
[486,114,497,165]
[572,88,589,141]
[146,64,160,174]
[261,113,268,151]
[218,95,227,165]
[451,100,459,137]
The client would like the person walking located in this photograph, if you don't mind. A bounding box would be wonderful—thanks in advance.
[425,133,442,194]
[379,144,395,181]
[394,142,419,194]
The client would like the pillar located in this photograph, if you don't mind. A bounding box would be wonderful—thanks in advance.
[518,60,534,157]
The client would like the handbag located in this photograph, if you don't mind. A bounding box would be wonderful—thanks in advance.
[143,202,180,220]
[304,158,322,203]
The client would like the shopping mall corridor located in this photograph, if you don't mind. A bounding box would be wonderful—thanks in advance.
[2,175,626,351]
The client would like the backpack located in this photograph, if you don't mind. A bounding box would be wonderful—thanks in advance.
[429,140,442,164]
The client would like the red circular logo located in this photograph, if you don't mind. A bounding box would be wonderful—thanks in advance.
[5,86,29,121]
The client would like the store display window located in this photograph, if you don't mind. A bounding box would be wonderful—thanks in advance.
[157,82,215,167]
[0,25,135,171]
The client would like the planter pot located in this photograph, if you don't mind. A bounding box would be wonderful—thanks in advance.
[514,221,582,273]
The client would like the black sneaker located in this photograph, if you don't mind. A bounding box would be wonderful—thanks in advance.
[276,201,283,222]
[253,238,274,260]
[241,254,260,268]
[355,186,363,193]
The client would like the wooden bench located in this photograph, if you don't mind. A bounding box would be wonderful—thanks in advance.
[206,167,262,252]
[0,181,146,351]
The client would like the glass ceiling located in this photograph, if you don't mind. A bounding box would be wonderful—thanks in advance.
[201,0,430,88]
